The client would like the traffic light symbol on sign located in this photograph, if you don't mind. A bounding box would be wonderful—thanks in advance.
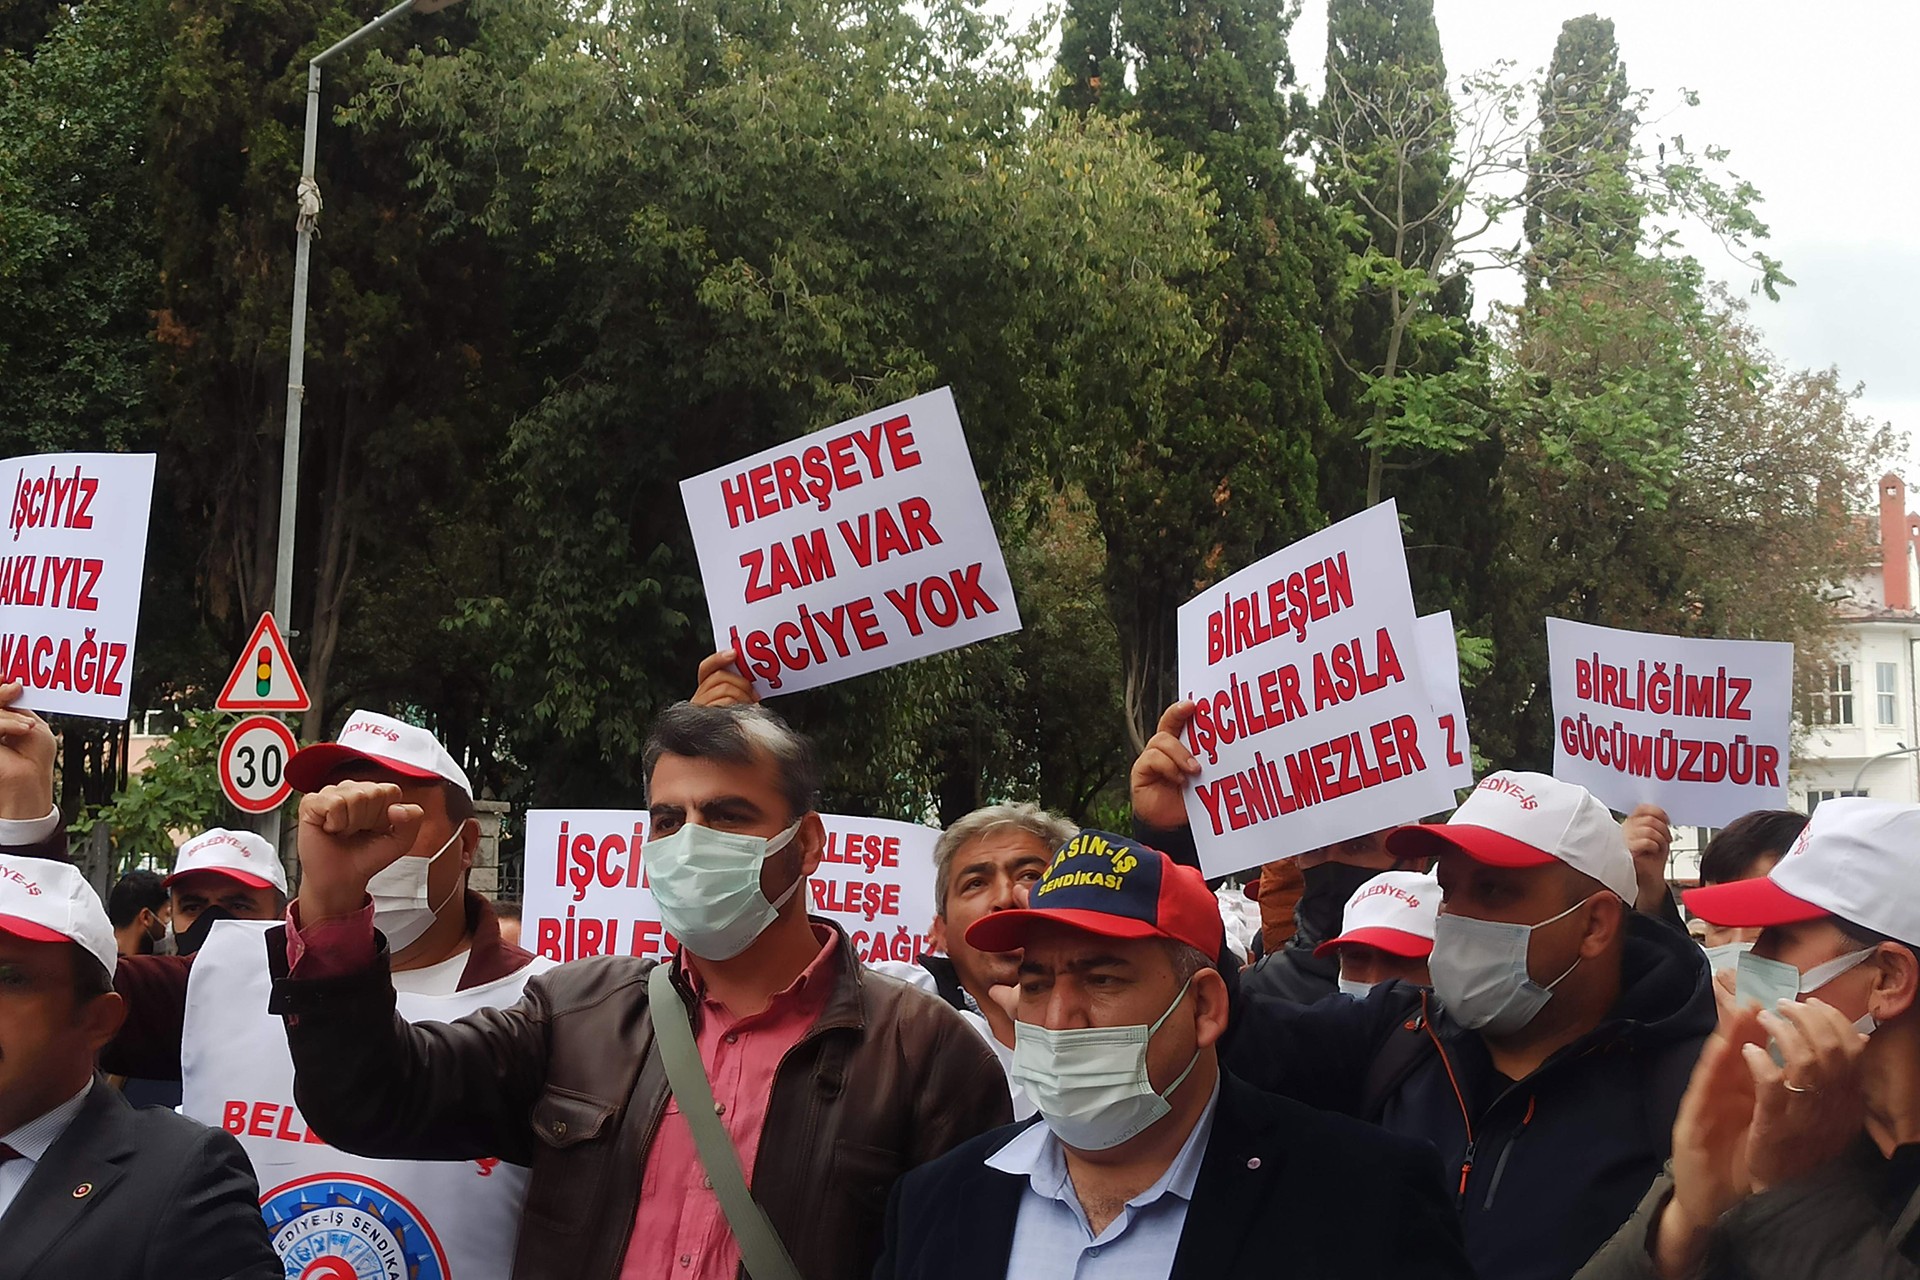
[215,613,310,713]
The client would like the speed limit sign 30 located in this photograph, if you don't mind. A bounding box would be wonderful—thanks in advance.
[221,715,298,814]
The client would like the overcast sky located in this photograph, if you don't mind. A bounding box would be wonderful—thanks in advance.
[996,0,1919,474]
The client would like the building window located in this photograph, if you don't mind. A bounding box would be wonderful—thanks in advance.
[1812,663,1854,726]
[1879,662,1899,726]
[1809,789,1867,811]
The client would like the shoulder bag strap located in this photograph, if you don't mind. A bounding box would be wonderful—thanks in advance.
[647,963,806,1280]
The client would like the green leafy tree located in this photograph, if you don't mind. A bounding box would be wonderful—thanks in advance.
[71,711,235,876]
[363,0,1219,808]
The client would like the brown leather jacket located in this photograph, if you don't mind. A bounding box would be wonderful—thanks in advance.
[268,918,1012,1280]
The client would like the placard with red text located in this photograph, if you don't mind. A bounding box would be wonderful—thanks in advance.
[522,809,941,966]
[1173,502,1456,877]
[679,388,1021,696]
[1417,611,1475,790]
[0,452,155,720]
[1547,618,1792,827]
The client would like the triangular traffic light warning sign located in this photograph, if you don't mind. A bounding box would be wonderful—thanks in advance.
[215,613,310,712]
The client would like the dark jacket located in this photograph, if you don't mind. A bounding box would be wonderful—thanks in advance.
[1228,911,1714,1280]
[269,916,1012,1280]
[1239,935,1340,1004]
[98,889,532,1080]
[1577,1142,1920,1280]
[875,1070,1474,1280]
[0,1078,280,1280]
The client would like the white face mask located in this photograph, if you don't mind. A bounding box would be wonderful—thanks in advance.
[646,820,804,961]
[1736,947,1880,1037]
[1702,939,1753,975]
[367,824,463,952]
[1337,975,1376,1000]
[1429,898,1589,1036]
[1011,977,1200,1151]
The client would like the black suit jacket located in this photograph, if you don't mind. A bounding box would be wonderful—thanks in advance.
[0,1078,279,1280]
[875,1070,1473,1280]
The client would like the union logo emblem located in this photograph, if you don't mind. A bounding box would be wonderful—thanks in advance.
[260,1173,450,1280]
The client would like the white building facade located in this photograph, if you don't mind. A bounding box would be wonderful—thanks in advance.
[1791,471,1920,811]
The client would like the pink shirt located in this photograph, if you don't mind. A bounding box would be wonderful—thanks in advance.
[287,904,839,1279]
[621,925,839,1280]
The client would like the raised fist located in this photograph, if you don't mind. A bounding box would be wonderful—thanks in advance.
[295,780,424,920]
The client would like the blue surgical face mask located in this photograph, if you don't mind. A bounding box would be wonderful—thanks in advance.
[1011,978,1200,1151]
[646,819,804,961]
[1702,939,1753,975]
[1736,947,1880,1039]
[1337,975,1376,1000]
[1429,898,1589,1036]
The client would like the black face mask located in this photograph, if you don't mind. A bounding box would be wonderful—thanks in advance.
[1294,862,1383,950]
[173,905,237,956]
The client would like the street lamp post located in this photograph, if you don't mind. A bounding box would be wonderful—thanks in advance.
[270,0,464,854]
[1850,743,1917,796]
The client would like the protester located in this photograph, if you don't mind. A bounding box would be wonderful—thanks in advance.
[1319,868,1442,997]
[874,829,1472,1279]
[878,802,1074,1120]
[1692,809,1808,967]
[1239,828,1427,1003]
[1578,796,1920,1279]
[495,896,523,948]
[0,853,280,1277]
[692,647,1062,1118]
[274,699,1010,1280]
[107,868,169,957]
[160,826,289,953]
[1130,702,1714,1280]
[1249,856,1304,952]
[0,697,547,1278]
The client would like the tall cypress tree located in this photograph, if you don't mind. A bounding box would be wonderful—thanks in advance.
[1523,15,1640,292]
[1055,0,1336,745]
[1315,0,1496,631]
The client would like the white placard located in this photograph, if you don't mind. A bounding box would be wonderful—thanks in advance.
[680,388,1021,696]
[523,810,941,966]
[0,452,155,719]
[1416,611,1475,790]
[1547,617,1792,828]
[1174,502,1455,877]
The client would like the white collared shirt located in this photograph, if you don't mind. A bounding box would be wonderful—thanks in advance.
[985,1078,1220,1280]
[0,1080,94,1220]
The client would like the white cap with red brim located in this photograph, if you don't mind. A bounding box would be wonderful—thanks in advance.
[1386,771,1637,904]
[287,709,472,797]
[165,827,288,895]
[1314,869,1443,959]
[1684,797,1920,944]
[0,855,117,977]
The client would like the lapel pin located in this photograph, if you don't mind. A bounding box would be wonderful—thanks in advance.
[1245,1157,1261,1170]
[72,1182,93,1199]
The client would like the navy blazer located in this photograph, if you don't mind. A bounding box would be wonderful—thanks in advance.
[874,1070,1473,1280]
[0,1078,279,1280]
